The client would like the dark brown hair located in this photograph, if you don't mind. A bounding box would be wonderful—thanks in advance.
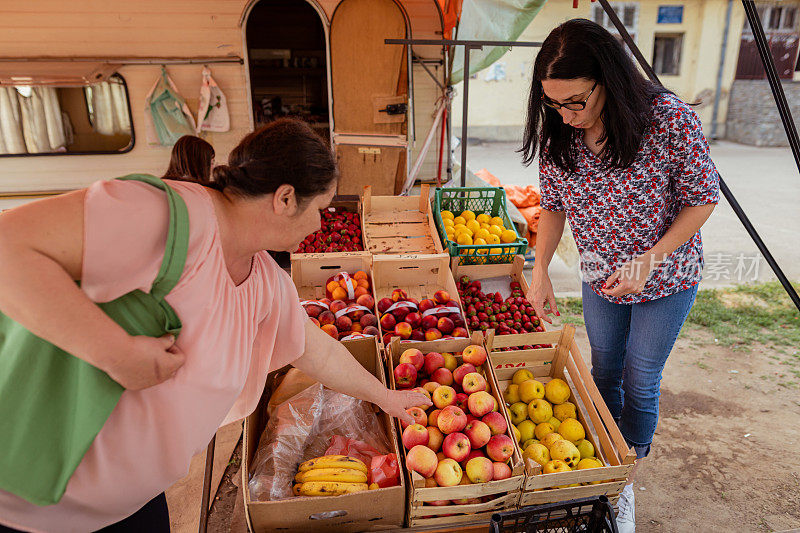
[212,118,338,203]
[162,135,215,184]
[520,18,669,172]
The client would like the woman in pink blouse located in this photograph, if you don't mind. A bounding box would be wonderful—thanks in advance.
[521,20,719,532]
[0,119,428,532]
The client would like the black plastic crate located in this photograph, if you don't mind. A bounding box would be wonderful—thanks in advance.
[490,496,618,533]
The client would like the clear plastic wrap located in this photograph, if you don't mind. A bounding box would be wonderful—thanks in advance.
[248,383,394,501]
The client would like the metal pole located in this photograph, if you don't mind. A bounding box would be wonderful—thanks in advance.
[711,0,734,140]
[460,45,473,187]
[741,0,800,176]
[597,0,800,312]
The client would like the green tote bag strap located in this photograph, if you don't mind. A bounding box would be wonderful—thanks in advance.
[116,174,190,300]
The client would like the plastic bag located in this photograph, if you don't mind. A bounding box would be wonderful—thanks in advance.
[248,383,392,501]
[325,436,400,488]
[196,66,230,134]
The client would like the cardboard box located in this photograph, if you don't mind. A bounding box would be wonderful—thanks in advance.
[361,184,443,255]
[242,337,405,532]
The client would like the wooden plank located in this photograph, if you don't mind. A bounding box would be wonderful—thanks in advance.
[550,325,575,379]
[366,211,428,224]
[488,331,562,349]
[519,480,627,507]
[367,223,432,237]
[523,463,632,489]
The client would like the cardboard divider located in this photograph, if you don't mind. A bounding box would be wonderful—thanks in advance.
[486,326,636,505]
[361,185,444,255]
[385,333,524,528]
[242,337,405,532]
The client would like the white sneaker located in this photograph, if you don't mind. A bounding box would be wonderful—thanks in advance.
[615,483,635,533]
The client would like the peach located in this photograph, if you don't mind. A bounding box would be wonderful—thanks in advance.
[462,345,487,367]
[437,316,455,335]
[467,391,496,417]
[434,458,463,487]
[426,426,445,453]
[400,348,425,371]
[379,313,396,331]
[433,290,450,305]
[356,293,375,310]
[463,420,492,449]
[437,405,467,434]
[360,313,378,328]
[309,317,320,327]
[421,314,439,331]
[442,432,471,462]
[304,303,324,318]
[454,393,468,412]
[418,298,436,313]
[453,363,477,386]
[442,353,457,371]
[404,407,428,428]
[423,381,439,395]
[394,363,417,388]
[395,322,413,339]
[423,352,445,375]
[462,372,487,394]
[407,445,437,478]
[404,312,422,329]
[492,461,513,481]
[482,412,508,436]
[320,324,338,338]
[428,409,442,427]
[431,367,454,387]
[391,288,408,302]
[335,315,352,332]
[452,326,469,338]
[363,325,379,336]
[377,297,393,314]
[402,424,429,449]
[424,328,443,341]
[432,385,456,409]
[411,330,425,341]
[350,323,363,333]
[318,310,335,326]
[465,456,494,484]
[486,434,515,462]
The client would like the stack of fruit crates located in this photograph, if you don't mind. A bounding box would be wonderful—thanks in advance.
[487,325,636,508]
[386,333,525,528]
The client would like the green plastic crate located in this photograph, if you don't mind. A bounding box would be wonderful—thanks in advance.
[433,187,528,265]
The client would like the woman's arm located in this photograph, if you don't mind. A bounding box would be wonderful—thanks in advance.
[526,209,567,323]
[602,203,716,297]
[0,191,185,389]
[292,321,431,425]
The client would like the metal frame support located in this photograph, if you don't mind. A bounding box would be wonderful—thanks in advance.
[596,0,800,312]
[386,38,542,187]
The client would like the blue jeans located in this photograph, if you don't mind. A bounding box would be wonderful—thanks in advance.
[582,283,698,458]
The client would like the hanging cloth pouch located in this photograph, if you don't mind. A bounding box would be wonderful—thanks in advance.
[0,174,189,506]
[196,67,230,134]
[144,66,196,146]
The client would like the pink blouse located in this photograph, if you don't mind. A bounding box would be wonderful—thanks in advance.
[0,179,307,532]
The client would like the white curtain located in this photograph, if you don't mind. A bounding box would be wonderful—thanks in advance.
[0,86,66,155]
[89,80,130,135]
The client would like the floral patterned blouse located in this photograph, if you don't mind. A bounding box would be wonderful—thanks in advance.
[539,93,720,304]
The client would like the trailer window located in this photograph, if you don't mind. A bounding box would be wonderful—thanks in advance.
[0,73,133,157]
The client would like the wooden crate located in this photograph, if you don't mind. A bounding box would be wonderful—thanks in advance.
[291,195,370,259]
[371,253,468,342]
[486,325,636,508]
[290,252,379,344]
[361,184,444,255]
[386,333,525,528]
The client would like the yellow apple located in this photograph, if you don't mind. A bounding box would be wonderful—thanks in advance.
[558,418,586,443]
[546,416,561,433]
[550,439,581,469]
[576,439,595,459]
[518,379,545,403]
[528,399,553,424]
[553,401,577,422]
[544,378,571,405]
[542,459,571,474]
[521,438,539,451]
[534,422,555,441]
[540,432,564,449]
[512,369,534,385]
[503,384,521,405]
[517,419,535,443]
[522,442,550,467]
[509,402,529,425]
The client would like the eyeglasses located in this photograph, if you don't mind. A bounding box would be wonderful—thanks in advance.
[543,82,598,111]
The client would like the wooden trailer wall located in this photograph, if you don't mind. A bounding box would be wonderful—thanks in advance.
[0,0,446,205]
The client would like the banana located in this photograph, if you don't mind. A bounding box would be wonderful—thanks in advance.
[298,455,368,474]
[298,481,369,497]
[294,468,368,484]
[292,483,303,496]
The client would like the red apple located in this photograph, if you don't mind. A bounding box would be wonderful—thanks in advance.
[463,449,486,464]
[492,461,513,481]
[405,312,422,329]
[423,352,445,376]
[432,385,456,409]
[394,363,417,388]
[442,432,471,463]
[407,445,437,478]
[399,348,425,371]
[419,299,436,313]
[486,434,515,462]
[426,426,445,453]
[411,330,425,341]
[423,382,439,395]
[467,391,496,417]
[437,406,467,434]
[391,288,408,302]
[452,327,469,338]
[431,367,454,387]
[428,408,442,427]
[377,298,393,314]
[403,407,428,428]
[463,420,492,448]
[482,412,508,436]
[462,372,487,394]
[453,363,477,386]
[454,392,469,412]
[462,345,487,366]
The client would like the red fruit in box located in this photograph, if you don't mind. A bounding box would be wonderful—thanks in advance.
[437,317,455,335]
[411,330,425,341]
[431,367,454,386]
[321,324,338,338]
[335,316,352,332]
[423,352,445,376]
[320,298,331,306]
[309,317,320,327]
[450,314,465,328]
[382,332,394,345]
[433,290,450,305]
[351,323,363,333]
[377,298,393,314]
[363,325,380,336]
[421,315,439,330]
[425,328,443,341]
[453,327,468,339]
[391,289,408,302]
[304,304,324,318]
[379,313,396,331]
[405,312,422,329]
[454,392,468,412]
[400,348,425,371]
[407,298,419,306]
[330,300,347,314]
[453,363,477,386]
[392,308,410,323]
[318,311,335,326]
[356,294,375,310]
[394,363,417,388]
[395,322,413,339]
[477,312,489,322]
[360,314,378,328]
[419,299,436,313]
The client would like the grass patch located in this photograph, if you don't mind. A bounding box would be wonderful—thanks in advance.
[556,296,585,326]
[686,281,800,348]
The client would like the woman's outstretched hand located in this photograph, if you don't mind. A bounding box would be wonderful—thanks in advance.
[106,334,186,390]
[527,269,560,324]
[378,388,433,426]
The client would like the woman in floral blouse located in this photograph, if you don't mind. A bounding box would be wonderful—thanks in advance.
[521,19,719,532]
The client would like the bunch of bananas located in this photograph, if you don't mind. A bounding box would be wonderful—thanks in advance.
[293,455,371,497]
